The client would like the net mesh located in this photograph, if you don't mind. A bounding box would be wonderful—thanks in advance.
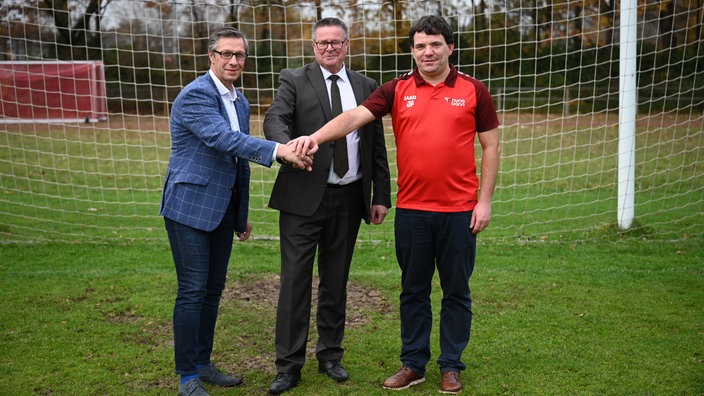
[0,0,702,243]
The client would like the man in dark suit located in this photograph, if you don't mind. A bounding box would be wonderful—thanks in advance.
[264,17,392,395]
[160,27,310,396]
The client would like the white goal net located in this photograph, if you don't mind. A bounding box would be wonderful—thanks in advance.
[0,0,702,244]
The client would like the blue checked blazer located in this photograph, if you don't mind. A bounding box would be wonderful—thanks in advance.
[160,72,277,232]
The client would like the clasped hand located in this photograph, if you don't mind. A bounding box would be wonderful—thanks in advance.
[278,142,314,171]
[287,136,319,158]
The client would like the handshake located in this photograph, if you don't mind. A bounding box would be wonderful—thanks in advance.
[275,136,321,171]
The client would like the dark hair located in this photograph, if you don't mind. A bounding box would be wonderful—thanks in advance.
[312,17,349,41]
[408,15,454,47]
[208,26,249,54]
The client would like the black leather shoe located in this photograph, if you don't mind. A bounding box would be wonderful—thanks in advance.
[268,372,300,394]
[318,360,349,381]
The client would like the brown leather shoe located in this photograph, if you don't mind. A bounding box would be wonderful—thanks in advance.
[439,370,462,394]
[382,366,425,390]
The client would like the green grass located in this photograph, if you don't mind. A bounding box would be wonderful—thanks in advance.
[1,237,702,395]
[0,115,702,393]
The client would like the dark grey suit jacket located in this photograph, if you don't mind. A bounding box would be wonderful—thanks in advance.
[264,62,391,223]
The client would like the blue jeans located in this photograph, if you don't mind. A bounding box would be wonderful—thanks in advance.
[164,199,236,376]
[394,208,476,375]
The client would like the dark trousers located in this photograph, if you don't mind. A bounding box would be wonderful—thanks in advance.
[164,197,236,376]
[394,208,476,375]
[274,181,363,374]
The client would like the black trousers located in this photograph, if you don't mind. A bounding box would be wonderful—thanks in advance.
[274,181,363,374]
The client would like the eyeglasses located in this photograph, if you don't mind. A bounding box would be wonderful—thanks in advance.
[313,39,347,51]
[212,49,247,61]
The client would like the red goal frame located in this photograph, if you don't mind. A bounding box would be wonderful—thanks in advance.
[0,61,107,123]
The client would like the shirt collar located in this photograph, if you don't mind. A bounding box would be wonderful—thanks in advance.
[209,70,238,101]
[320,64,348,83]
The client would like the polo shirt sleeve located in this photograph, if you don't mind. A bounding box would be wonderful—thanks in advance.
[473,79,500,132]
[361,79,397,119]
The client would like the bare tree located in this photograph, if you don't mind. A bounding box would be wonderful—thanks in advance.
[42,0,112,60]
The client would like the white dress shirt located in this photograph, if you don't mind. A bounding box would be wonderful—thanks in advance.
[320,66,361,184]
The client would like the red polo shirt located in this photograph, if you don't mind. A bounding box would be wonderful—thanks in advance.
[362,66,499,212]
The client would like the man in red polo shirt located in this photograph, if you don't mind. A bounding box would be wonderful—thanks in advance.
[291,15,500,394]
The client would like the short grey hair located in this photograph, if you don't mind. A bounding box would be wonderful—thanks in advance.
[208,26,250,54]
[312,17,349,41]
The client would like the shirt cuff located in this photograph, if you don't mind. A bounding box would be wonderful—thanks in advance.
[273,143,286,164]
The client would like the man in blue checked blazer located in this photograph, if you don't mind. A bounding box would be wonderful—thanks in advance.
[160,27,311,396]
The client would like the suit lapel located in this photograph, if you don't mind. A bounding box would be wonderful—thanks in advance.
[307,64,333,121]
[347,70,366,106]
[233,91,249,136]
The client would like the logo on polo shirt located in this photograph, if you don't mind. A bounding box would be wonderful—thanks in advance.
[404,95,416,108]
[445,97,466,107]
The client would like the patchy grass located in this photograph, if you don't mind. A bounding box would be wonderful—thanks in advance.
[1,237,702,395]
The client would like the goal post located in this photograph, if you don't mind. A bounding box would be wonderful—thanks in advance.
[618,0,637,230]
[0,61,107,123]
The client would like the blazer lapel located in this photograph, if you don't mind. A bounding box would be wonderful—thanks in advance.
[233,91,249,136]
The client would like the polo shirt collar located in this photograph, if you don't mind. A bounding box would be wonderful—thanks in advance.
[412,63,459,87]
